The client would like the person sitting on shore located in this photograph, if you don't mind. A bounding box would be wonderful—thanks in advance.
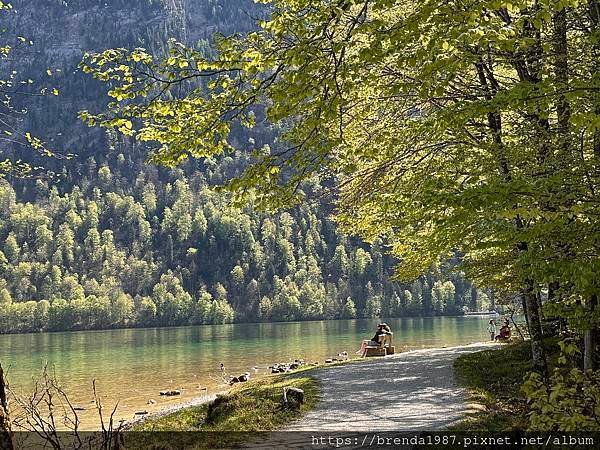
[356,324,393,356]
[379,323,393,348]
[495,320,511,341]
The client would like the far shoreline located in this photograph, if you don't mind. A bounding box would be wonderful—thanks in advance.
[0,313,501,337]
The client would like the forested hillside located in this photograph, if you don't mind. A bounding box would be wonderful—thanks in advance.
[0,0,487,334]
[0,152,488,333]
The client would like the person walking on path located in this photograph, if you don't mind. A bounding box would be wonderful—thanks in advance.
[487,319,496,341]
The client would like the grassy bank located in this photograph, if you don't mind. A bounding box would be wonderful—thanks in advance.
[132,375,319,432]
[451,339,559,431]
[127,373,319,447]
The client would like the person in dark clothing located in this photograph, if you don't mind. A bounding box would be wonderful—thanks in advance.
[495,319,511,341]
[372,327,385,343]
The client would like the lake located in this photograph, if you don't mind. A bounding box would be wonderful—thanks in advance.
[0,316,493,429]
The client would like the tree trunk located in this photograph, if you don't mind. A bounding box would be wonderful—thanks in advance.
[548,281,559,303]
[584,294,598,371]
[474,55,547,375]
[0,364,13,450]
[522,292,530,332]
[470,286,478,311]
[524,281,548,376]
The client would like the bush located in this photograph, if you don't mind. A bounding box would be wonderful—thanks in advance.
[523,341,600,431]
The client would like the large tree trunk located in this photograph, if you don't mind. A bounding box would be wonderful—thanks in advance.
[474,54,547,375]
[0,364,13,450]
[584,294,598,370]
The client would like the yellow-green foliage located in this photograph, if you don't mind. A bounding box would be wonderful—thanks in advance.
[80,0,600,297]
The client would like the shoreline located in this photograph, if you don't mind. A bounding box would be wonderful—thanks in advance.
[122,391,221,429]
[125,341,501,430]
[0,314,500,337]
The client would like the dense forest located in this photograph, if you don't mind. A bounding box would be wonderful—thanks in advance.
[0,151,487,333]
[2,0,267,172]
[0,0,489,334]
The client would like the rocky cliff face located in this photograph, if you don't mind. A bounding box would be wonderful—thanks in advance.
[3,0,263,164]
[10,0,261,58]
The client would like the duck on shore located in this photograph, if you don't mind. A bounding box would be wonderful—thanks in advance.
[269,359,306,373]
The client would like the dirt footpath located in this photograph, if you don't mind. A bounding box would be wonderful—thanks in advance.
[288,343,499,431]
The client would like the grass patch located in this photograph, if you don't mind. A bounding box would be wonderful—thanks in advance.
[451,339,559,431]
[133,375,319,432]
[132,404,210,432]
[124,357,382,448]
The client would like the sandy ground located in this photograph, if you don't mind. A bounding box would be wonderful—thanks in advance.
[287,342,500,431]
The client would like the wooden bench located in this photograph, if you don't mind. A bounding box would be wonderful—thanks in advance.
[364,345,395,357]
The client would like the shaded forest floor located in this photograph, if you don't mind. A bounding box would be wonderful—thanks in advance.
[452,338,560,431]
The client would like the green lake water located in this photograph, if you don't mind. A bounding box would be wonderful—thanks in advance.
[0,316,494,429]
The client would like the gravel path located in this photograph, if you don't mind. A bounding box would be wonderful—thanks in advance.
[287,342,499,431]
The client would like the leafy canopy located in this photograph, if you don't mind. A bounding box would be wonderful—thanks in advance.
[81,0,600,303]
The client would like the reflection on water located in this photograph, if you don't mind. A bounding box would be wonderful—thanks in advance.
[0,316,490,429]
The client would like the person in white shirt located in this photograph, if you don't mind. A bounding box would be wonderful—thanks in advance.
[487,319,497,341]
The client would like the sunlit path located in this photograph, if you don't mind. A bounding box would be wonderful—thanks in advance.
[288,343,499,431]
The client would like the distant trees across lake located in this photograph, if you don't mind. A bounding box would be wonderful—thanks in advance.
[0,156,486,334]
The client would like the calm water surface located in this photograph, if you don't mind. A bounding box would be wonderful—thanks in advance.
[0,316,492,429]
